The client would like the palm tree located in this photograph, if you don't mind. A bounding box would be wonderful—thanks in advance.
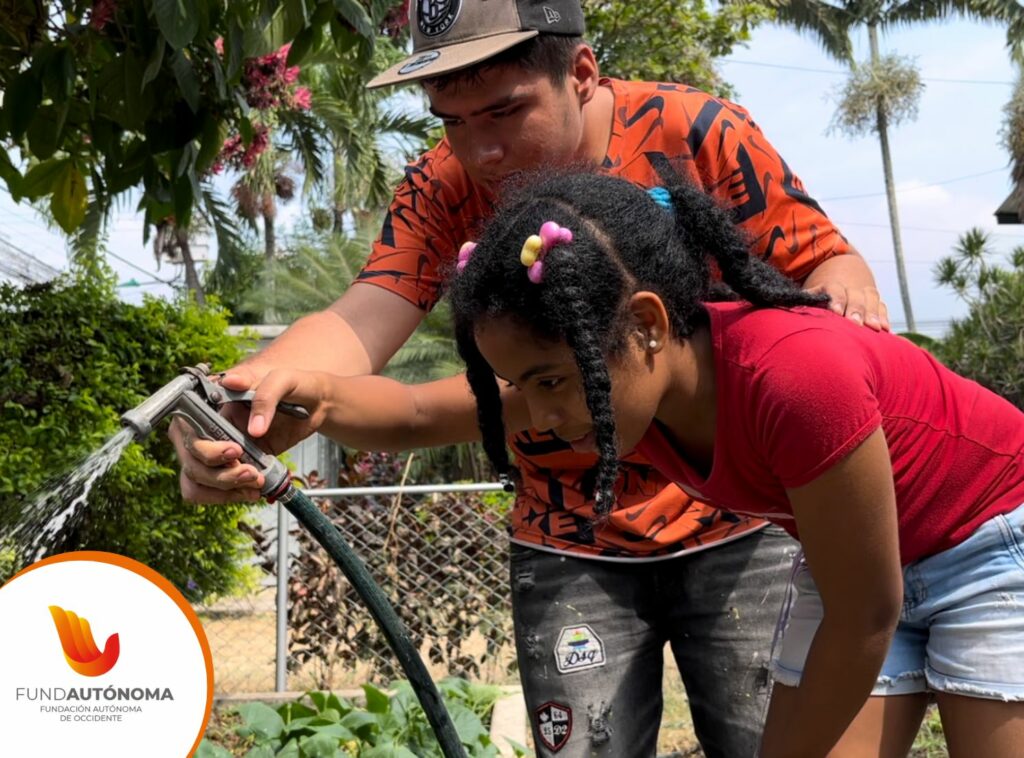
[304,52,435,232]
[766,0,1024,332]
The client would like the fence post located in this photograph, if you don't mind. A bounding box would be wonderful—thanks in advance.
[275,504,289,692]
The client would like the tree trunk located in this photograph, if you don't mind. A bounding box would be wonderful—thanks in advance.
[869,24,916,333]
[175,227,206,307]
[262,210,277,324]
[264,210,276,262]
[333,142,346,234]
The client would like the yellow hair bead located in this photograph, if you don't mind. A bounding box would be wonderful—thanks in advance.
[520,235,542,266]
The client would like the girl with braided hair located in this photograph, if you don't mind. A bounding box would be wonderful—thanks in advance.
[446,170,1024,757]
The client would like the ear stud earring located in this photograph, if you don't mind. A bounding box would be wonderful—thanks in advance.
[648,339,658,350]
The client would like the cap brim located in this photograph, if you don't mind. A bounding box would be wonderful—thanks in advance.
[367,30,540,89]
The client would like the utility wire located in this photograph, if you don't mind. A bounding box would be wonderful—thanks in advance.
[819,168,1006,201]
[720,58,1014,86]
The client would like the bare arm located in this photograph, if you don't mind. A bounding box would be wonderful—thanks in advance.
[247,371,531,452]
[802,247,891,332]
[760,427,903,757]
[171,284,427,502]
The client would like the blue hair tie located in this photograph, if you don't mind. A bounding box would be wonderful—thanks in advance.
[647,186,672,211]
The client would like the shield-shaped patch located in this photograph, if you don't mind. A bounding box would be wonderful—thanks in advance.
[535,701,572,753]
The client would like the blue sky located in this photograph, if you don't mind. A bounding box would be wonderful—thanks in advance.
[720,19,1020,333]
[1,17,1018,336]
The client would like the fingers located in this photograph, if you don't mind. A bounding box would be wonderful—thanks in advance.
[169,416,241,467]
[169,416,265,503]
[244,369,300,438]
[810,284,890,332]
[180,470,263,504]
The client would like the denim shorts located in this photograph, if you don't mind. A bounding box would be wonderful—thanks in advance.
[773,503,1024,700]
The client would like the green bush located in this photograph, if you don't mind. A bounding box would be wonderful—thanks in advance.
[934,229,1024,409]
[0,272,256,599]
[196,678,527,758]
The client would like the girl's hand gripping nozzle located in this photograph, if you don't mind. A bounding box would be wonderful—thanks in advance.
[120,364,309,501]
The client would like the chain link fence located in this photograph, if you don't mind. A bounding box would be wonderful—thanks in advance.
[195,453,518,697]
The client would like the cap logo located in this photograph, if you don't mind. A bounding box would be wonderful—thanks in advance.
[398,50,442,76]
[543,6,562,24]
[418,0,462,38]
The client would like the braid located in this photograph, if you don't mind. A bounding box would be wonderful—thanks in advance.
[455,320,514,483]
[551,274,619,515]
[666,182,829,309]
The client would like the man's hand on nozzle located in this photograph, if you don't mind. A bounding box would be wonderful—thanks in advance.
[169,364,320,504]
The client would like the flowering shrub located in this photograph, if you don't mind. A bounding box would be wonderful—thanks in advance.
[212,44,313,174]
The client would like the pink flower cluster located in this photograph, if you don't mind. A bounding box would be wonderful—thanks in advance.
[242,44,311,111]
[382,0,410,37]
[212,124,270,174]
[90,0,117,30]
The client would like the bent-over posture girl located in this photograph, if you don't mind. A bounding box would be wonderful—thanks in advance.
[442,172,1024,757]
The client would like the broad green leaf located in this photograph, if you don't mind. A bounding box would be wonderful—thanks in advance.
[193,739,234,758]
[0,150,23,197]
[142,39,166,88]
[42,46,75,104]
[3,69,42,140]
[360,744,418,758]
[171,50,201,113]
[51,162,88,233]
[153,0,200,49]
[265,0,310,50]
[280,700,318,722]
[448,701,488,744]
[195,116,225,174]
[362,683,390,714]
[239,115,253,146]
[332,0,374,39]
[19,158,68,200]
[236,702,286,741]
[241,746,277,758]
[275,742,300,758]
[286,25,317,66]
[338,709,378,736]
[27,104,65,160]
[298,732,346,757]
[173,172,194,227]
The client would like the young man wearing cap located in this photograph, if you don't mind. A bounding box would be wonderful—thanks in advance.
[173,2,889,755]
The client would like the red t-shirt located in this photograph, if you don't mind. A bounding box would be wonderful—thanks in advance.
[360,79,854,558]
[636,302,1024,564]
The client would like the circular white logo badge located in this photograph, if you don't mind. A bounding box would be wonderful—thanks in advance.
[0,551,213,757]
[399,50,442,76]
[418,0,462,37]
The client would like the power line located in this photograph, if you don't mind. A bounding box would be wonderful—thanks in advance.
[105,249,179,286]
[835,219,1024,238]
[720,58,1014,86]
[819,168,1006,201]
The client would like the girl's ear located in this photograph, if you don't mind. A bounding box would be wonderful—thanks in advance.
[628,291,671,352]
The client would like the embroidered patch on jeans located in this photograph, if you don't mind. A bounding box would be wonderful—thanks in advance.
[535,701,572,752]
[554,624,606,674]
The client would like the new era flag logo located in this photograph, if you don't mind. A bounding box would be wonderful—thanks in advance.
[543,6,561,23]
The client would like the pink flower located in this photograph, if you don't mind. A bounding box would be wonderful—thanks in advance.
[382,0,410,36]
[89,0,117,30]
[291,87,312,110]
[214,37,224,56]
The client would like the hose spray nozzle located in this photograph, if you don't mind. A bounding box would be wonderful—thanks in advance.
[120,364,309,500]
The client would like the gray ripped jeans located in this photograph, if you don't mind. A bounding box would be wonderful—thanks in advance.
[511,525,799,758]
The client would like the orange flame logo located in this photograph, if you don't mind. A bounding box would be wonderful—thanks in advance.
[49,605,120,677]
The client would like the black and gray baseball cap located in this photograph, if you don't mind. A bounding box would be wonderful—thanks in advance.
[367,0,586,88]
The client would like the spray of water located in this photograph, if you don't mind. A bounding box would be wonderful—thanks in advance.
[3,428,135,567]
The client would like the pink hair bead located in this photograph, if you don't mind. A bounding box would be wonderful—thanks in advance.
[456,241,476,273]
[527,260,544,284]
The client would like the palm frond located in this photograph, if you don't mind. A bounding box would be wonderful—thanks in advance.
[765,0,857,62]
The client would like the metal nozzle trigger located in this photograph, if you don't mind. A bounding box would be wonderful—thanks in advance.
[185,367,311,421]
